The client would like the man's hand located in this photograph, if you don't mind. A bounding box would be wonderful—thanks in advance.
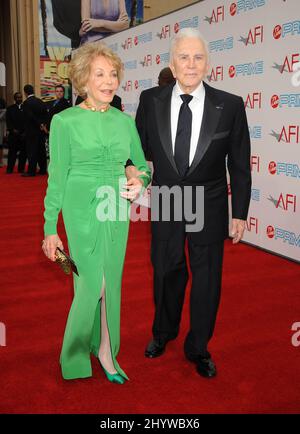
[231,218,246,244]
[125,165,138,181]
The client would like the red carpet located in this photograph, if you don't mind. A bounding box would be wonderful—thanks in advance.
[0,166,300,414]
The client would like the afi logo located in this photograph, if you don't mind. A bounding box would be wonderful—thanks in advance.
[140,54,152,67]
[246,217,258,234]
[279,125,299,143]
[245,92,261,109]
[251,155,260,172]
[122,80,132,92]
[208,66,223,82]
[247,25,263,44]
[276,193,297,212]
[122,38,132,50]
[210,6,225,23]
[275,53,300,73]
[157,25,170,39]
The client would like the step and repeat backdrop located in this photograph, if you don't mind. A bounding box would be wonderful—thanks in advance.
[39,0,300,262]
[102,0,300,262]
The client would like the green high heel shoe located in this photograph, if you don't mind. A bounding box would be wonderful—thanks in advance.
[98,359,126,385]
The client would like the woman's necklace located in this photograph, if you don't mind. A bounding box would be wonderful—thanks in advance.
[84,99,110,112]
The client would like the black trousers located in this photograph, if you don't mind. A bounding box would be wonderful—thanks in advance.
[25,130,47,175]
[7,133,27,173]
[151,229,224,358]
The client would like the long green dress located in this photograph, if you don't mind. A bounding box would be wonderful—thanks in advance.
[43,105,151,380]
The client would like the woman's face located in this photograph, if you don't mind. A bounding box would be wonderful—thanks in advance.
[85,55,119,106]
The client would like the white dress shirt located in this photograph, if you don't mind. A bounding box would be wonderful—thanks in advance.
[171,81,205,166]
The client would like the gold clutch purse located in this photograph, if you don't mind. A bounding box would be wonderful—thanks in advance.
[55,247,79,276]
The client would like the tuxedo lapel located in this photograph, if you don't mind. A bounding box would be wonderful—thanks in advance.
[154,84,179,175]
[187,83,223,176]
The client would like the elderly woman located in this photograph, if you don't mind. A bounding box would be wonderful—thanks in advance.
[42,42,151,383]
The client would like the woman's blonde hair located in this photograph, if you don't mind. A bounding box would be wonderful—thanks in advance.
[68,42,123,97]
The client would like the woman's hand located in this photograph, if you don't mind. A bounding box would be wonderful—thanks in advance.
[42,234,64,262]
[81,18,103,32]
[121,177,144,202]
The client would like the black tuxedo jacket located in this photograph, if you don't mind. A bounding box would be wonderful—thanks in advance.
[23,96,47,135]
[6,104,25,133]
[47,98,71,130]
[135,82,251,245]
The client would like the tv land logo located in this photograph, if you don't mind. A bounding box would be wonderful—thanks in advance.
[229,0,266,16]
[246,216,258,234]
[140,54,152,67]
[209,37,233,52]
[268,161,300,178]
[267,226,300,248]
[238,25,263,45]
[174,16,198,33]
[267,193,297,212]
[273,20,300,39]
[272,54,300,74]
[155,52,170,66]
[207,66,223,82]
[249,126,262,139]
[270,126,299,144]
[156,25,171,40]
[204,6,224,24]
[228,61,264,78]
[251,155,260,172]
[245,92,262,109]
[271,93,300,109]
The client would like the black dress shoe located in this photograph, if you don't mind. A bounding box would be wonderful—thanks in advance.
[145,339,167,358]
[186,353,217,378]
[196,357,216,378]
[21,173,35,177]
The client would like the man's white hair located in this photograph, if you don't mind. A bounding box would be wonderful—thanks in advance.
[170,28,209,61]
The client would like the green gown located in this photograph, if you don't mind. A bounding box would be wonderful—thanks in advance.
[43,105,151,380]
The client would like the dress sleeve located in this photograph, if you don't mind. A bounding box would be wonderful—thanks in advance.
[43,114,70,236]
[128,116,151,188]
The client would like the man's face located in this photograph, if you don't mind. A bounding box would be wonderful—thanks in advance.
[55,87,65,100]
[169,37,209,94]
[15,93,23,105]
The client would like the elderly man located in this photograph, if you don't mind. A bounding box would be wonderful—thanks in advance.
[135,28,251,378]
